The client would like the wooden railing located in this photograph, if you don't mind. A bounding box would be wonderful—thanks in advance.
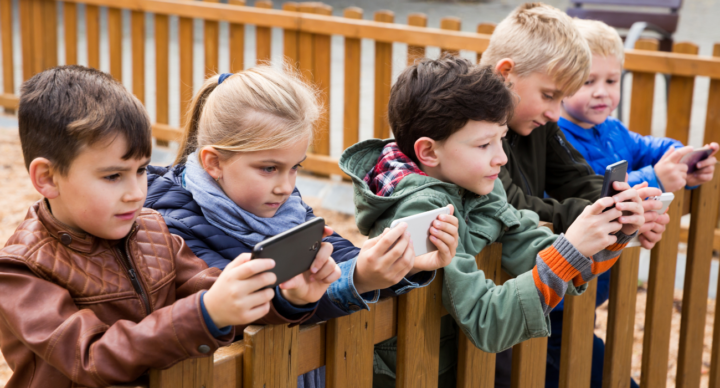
[3,1,720,387]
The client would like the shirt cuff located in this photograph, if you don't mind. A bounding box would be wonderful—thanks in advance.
[272,286,318,318]
[327,258,380,313]
[389,270,437,295]
[200,291,233,338]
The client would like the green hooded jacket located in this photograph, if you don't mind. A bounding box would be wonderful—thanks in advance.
[340,139,588,388]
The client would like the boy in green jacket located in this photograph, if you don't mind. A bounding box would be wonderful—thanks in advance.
[339,56,651,387]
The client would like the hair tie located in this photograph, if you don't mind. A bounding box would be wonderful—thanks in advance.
[218,73,233,84]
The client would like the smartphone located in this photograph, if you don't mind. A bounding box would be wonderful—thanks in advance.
[680,146,713,174]
[389,206,452,257]
[251,217,325,288]
[649,192,674,214]
[601,160,628,198]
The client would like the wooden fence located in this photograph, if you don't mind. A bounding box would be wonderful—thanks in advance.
[2,1,720,387]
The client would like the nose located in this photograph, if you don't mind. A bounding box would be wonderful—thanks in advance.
[544,100,561,123]
[273,173,295,196]
[123,175,146,203]
[593,83,608,98]
[493,147,508,167]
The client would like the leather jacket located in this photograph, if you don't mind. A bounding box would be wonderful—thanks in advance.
[0,200,309,388]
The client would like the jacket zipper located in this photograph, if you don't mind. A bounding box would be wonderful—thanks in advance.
[555,134,592,175]
[509,133,534,196]
[116,227,152,316]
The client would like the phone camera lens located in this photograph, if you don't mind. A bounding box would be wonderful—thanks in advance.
[310,241,319,251]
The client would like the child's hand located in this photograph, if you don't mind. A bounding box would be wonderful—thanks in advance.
[412,205,459,273]
[354,223,415,295]
[280,226,342,306]
[609,181,647,236]
[565,197,622,257]
[686,142,719,187]
[204,253,277,328]
[654,146,693,193]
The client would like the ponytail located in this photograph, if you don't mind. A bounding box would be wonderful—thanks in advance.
[174,75,220,165]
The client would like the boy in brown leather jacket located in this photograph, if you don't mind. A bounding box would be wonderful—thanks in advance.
[0,65,339,388]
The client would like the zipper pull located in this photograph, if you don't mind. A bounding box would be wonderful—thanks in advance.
[128,268,137,281]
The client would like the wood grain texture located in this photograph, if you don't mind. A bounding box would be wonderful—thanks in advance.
[558,279,598,388]
[373,10,393,140]
[406,13,426,66]
[665,42,699,144]
[628,39,659,136]
[343,7,362,150]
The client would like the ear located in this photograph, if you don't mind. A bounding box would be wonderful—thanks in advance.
[414,137,440,168]
[29,158,60,199]
[494,58,515,81]
[199,146,223,180]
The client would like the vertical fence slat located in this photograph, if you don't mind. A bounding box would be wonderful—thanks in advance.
[178,7,193,127]
[155,13,169,125]
[558,279,598,388]
[86,4,100,69]
[31,0,44,74]
[456,243,503,388]
[676,171,720,388]
[150,357,212,388]
[19,0,33,80]
[640,188,684,388]
[282,2,299,67]
[41,0,57,69]
[204,0,219,77]
[1,0,14,105]
[228,0,246,73]
[312,3,332,157]
[475,23,495,64]
[325,306,375,388]
[373,10,393,140]
[628,39,659,136]
[439,17,460,57]
[63,2,77,65]
[255,0,273,64]
[511,337,548,388]
[406,13,426,66]
[213,342,244,388]
[602,246,642,388]
[131,10,145,104]
[665,42,699,145]
[343,7,362,151]
[297,3,315,84]
[244,324,299,388]
[708,43,720,388]
[108,7,122,81]
[396,269,443,388]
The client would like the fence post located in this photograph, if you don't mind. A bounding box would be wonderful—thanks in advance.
[178,1,194,127]
[373,10,393,140]
[676,170,720,388]
[204,0,220,77]
[343,7,362,151]
[439,17,460,57]
[628,39,659,136]
[325,305,375,388]
[228,0,246,73]
[475,23,495,64]
[131,9,145,104]
[558,279,598,388]
[63,2,77,66]
[396,270,443,388]
[155,11,170,146]
[149,356,214,388]
[214,341,245,388]
[282,2,299,67]
[86,3,100,69]
[456,243,503,388]
[108,6,123,81]
[312,3,332,157]
[406,13,426,66]
[244,324,300,388]
[602,246,641,388]
[255,0,273,63]
[1,0,14,112]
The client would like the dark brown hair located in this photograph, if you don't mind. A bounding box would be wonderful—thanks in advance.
[388,56,515,164]
[18,65,152,175]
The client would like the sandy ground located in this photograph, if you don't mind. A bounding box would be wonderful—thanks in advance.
[0,127,715,387]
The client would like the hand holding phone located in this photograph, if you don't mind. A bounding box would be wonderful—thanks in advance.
[390,206,453,256]
[680,146,713,174]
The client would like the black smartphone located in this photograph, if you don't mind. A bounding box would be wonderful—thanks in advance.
[251,217,325,288]
[601,160,628,199]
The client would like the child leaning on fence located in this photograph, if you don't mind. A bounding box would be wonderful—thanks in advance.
[0,65,327,388]
[143,65,460,388]
[339,55,646,388]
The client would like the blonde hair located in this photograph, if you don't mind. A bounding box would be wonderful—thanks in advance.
[480,3,592,96]
[175,65,320,165]
[573,18,624,63]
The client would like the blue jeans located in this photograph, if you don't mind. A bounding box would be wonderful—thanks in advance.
[545,310,639,388]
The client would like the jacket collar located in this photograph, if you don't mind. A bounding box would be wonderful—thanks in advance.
[36,200,119,253]
[558,117,596,143]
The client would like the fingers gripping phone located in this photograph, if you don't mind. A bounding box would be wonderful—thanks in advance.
[251,217,325,288]
[680,146,713,174]
[649,192,674,214]
[390,206,452,257]
[601,160,628,199]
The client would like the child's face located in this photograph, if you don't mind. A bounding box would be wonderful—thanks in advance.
[434,120,508,196]
[506,71,565,136]
[561,55,621,128]
[48,136,150,240]
[213,138,309,218]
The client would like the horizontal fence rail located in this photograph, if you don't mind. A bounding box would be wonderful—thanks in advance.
[2,1,720,388]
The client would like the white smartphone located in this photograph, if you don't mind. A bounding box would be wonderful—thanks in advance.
[390,206,453,257]
[649,192,674,214]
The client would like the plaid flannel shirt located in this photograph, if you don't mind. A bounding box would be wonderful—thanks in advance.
[363,142,427,197]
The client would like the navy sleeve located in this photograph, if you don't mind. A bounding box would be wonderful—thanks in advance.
[200,291,232,338]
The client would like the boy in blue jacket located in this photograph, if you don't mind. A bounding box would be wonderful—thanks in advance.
[559,19,718,193]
